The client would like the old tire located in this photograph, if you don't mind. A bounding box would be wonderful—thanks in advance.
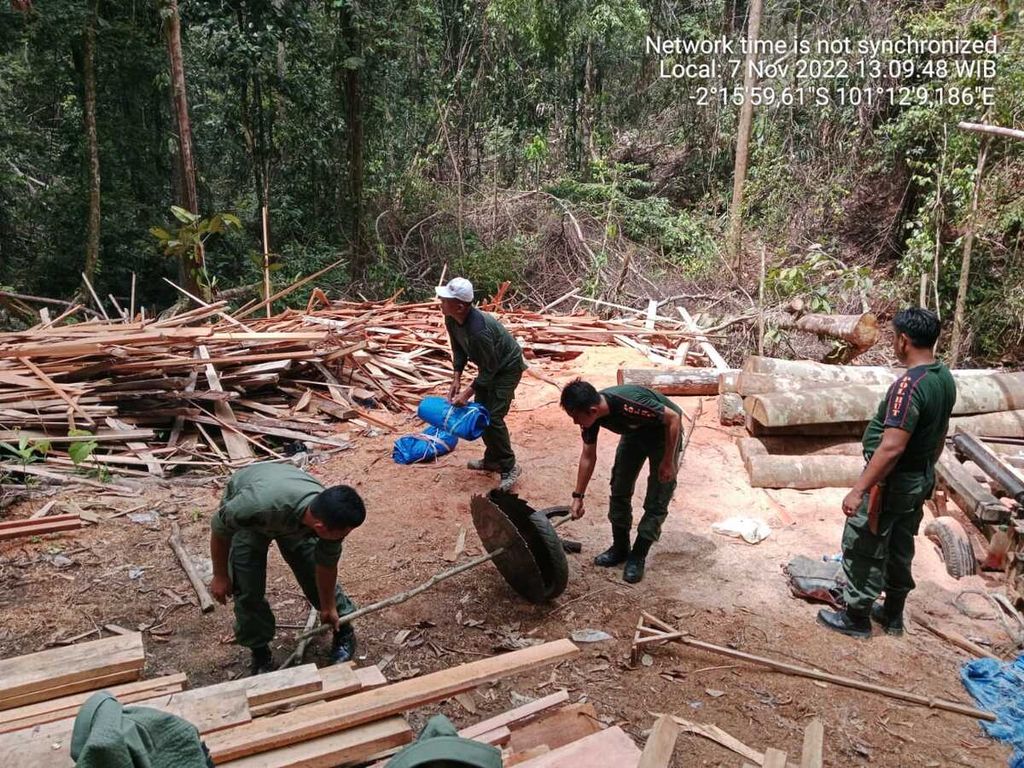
[488,491,570,602]
[924,516,978,579]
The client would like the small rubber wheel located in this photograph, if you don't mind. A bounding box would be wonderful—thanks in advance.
[924,516,978,579]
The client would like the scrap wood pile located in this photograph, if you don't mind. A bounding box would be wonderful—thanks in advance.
[715,356,1024,492]
[0,295,705,484]
[0,632,651,768]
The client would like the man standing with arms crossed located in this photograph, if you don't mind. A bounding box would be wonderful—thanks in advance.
[209,462,365,674]
[437,277,527,491]
[560,378,683,583]
[818,308,956,638]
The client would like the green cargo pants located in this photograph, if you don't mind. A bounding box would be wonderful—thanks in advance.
[608,431,682,543]
[474,367,523,473]
[841,467,933,614]
[229,529,355,650]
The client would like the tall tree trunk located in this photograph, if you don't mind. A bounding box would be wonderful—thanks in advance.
[949,139,990,367]
[80,0,101,293]
[725,0,763,270]
[579,39,595,177]
[164,0,204,297]
[341,4,364,266]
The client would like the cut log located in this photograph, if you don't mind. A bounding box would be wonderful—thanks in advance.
[745,384,888,427]
[168,521,216,613]
[745,417,867,438]
[735,372,847,396]
[742,357,894,383]
[0,632,144,711]
[205,639,580,763]
[513,726,641,768]
[745,436,863,457]
[746,454,864,490]
[950,410,1024,438]
[617,367,734,396]
[936,449,1007,525]
[774,312,879,351]
[220,717,413,768]
[0,673,186,734]
[718,393,745,426]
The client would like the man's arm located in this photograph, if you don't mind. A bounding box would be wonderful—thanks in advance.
[658,409,683,482]
[842,427,911,516]
[209,531,232,604]
[446,318,467,400]
[316,563,341,630]
[570,441,599,519]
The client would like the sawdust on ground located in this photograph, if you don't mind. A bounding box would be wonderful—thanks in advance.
[0,346,1011,767]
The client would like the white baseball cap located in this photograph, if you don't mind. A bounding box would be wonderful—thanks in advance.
[435,277,474,303]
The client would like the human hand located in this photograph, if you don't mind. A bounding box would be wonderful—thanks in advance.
[320,608,342,632]
[447,378,461,401]
[210,574,232,605]
[570,497,586,520]
[452,387,473,407]
[842,489,865,518]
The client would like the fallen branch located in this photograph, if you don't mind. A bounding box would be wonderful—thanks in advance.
[168,521,215,614]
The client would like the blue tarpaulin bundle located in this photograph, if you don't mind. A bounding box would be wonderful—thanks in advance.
[392,426,459,465]
[961,654,1024,767]
[417,397,490,441]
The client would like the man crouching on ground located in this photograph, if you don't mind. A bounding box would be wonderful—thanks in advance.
[209,462,365,675]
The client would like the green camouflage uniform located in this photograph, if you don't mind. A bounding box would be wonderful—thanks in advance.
[581,385,683,543]
[211,463,355,650]
[445,307,527,472]
[842,362,957,614]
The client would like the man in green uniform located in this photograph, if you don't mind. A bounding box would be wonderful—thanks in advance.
[437,277,528,491]
[208,462,365,674]
[560,379,683,583]
[818,308,956,638]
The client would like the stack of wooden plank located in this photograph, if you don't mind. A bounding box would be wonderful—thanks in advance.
[723,357,1024,490]
[0,297,699,481]
[0,633,640,767]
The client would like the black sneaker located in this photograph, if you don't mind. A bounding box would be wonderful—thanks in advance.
[871,603,905,636]
[816,608,871,638]
[330,625,357,665]
[250,645,275,676]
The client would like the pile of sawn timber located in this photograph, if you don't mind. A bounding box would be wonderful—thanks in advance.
[0,297,701,481]
[718,356,1024,491]
[0,631,648,767]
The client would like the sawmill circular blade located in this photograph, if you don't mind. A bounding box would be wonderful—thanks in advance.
[470,493,548,603]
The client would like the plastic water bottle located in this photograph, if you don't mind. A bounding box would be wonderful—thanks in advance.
[822,553,842,563]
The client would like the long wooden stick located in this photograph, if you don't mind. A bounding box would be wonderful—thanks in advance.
[233,258,345,321]
[168,521,215,613]
[640,612,994,721]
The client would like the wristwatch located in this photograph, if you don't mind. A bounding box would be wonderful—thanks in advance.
[571,492,585,499]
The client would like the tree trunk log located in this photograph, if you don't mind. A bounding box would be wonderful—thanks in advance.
[949,410,1024,438]
[746,454,864,489]
[958,121,1024,142]
[618,368,737,395]
[745,417,867,437]
[742,436,863,456]
[718,393,745,426]
[735,372,855,396]
[80,0,101,293]
[774,312,879,351]
[742,356,894,383]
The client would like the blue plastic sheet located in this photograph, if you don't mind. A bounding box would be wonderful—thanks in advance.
[392,426,458,465]
[417,396,490,441]
[961,654,1024,767]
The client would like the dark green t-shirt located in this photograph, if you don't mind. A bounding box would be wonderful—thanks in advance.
[861,362,957,471]
[210,462,341,567]
[445,307,527,388]
[581,385,682,444]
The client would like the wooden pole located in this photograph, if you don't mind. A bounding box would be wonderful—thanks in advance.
[725,0,763,269]
[168,522,215,613]
[957,121,1024,142]
[261,205,272,319]
[949,138,989,366]
[638,612,994,721]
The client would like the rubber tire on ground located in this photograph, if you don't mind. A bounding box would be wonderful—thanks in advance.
[488,492,569,602]
[924,516,978,579]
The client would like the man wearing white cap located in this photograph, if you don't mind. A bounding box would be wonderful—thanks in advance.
[436,277,527,490]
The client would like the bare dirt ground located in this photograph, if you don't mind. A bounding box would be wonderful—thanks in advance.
[0,346,1013,767]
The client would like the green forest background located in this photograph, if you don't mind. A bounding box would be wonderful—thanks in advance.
[0,0,1021,363]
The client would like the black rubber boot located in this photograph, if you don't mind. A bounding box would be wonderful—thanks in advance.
[872,593,906,636]
[330,624,357,665]
[816,608,871,638]
[594,526,630,567]
[250,645,275,676]
[623,537,653,584]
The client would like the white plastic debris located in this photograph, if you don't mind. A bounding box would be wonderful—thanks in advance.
[711,516,772,544]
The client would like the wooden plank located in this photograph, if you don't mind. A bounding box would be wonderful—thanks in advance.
[0,633,144,711]
[508,703,602,753]
[198,344,254,462]
[513,726,641,768]
[763,748,788,768]
[221,717,413,768]
[0,689,250,768]
[799,719,823,768]
[0,516,81,541]
[461,691,572,740]
[105,417,163,476]
[0,513,80,530]
[0,673,186,734]
[206,639,580,763]
[353,666,388,690]
[0,463,135,494]
[17,357,95,426]
[638,715,679,768]
[250,664,361,717]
